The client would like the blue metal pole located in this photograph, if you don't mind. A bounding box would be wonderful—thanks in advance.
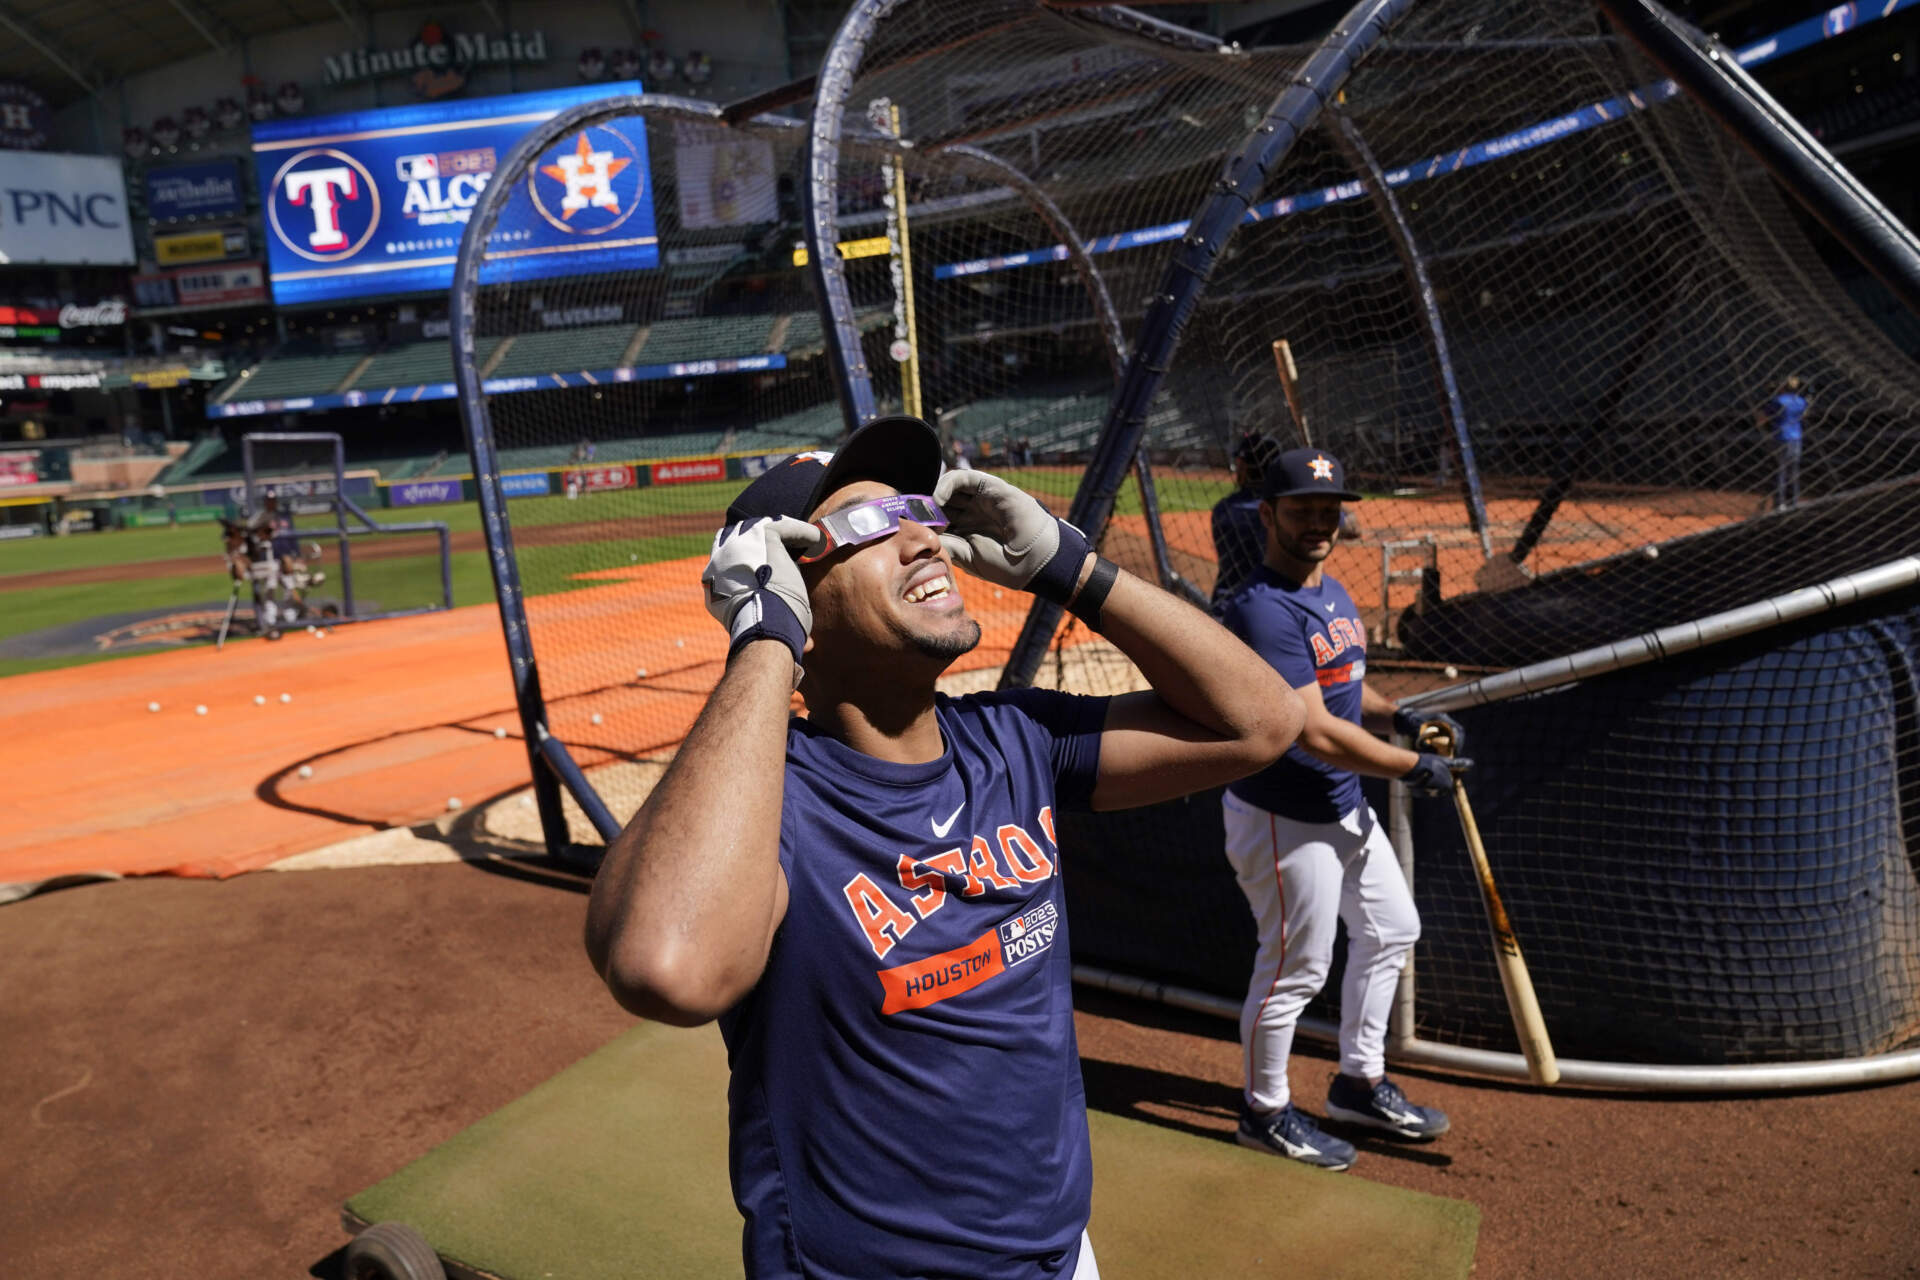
[1001,0,1423,688]
[1328,106,1492,559]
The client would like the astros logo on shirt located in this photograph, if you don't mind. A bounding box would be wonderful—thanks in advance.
[527,126,647,237]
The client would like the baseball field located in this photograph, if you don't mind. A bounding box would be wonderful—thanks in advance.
[3,473,1915,1277]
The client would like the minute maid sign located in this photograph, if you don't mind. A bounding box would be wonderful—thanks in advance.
[252,83,656,306]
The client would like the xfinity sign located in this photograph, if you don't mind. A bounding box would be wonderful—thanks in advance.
[0,152,134,265]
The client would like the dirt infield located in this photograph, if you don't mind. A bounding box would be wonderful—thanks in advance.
[4,859,1916,1278]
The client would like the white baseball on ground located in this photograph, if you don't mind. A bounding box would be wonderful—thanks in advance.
[494,727,508,739]
[446,797,463,811]
[590,713,604,726]
[297,765,313,779]
[147,702,161,712]
[195,705,208,716]
[253,694,266,705]
[1444,666,1459,679]
[279,693,292,703]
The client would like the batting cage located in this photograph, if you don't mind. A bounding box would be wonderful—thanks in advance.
[460,0,1920,1088]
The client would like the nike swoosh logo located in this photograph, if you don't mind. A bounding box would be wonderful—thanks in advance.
[931,802,965,838]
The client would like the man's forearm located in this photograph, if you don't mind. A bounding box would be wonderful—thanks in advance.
[1301,712,1420,779]
[584,640,793,1023]
[1081,561,1298,747]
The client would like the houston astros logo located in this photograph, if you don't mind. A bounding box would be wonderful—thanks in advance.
[528,127,645,236]
[1309,454,1334,481]
[268,148,381,263]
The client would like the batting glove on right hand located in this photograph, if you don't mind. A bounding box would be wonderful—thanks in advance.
[1401,751,1470,797]
[932,469,1091,605]
[701,516,824,666]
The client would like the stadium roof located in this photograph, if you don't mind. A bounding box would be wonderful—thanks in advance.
[0,0,570,108]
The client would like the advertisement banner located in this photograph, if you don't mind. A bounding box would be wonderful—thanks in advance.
[0,82,52,151]
[0,152,134,265]
[171,262,269,308]
[146,159,247,221]
[562,465,635,493]
[673,122,777,229]
[0,452,41,487]
[154,225,249,265]
[388,478,464,506]
[651,457,725,486]
[252,83,657,307]
[500,471,551,497]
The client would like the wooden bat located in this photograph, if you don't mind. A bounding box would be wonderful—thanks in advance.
[1453,775,1560,1085]
[1423,726,1559,1085]
[1271,338,1311,447]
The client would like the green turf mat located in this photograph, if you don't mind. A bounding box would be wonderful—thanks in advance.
[345,1024,1478,1279]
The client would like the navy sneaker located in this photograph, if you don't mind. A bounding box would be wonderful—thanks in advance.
[1324,1074,1451,1140]
[1236,1103,1356,1171]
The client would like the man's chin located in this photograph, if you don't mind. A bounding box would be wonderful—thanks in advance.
[908,616,984,664]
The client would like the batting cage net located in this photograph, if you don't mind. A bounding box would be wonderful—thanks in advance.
[463,1,1920,1072]
[799,0,1920,1069]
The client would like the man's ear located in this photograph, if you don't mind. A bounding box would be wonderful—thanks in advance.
[1257,500,1276,533]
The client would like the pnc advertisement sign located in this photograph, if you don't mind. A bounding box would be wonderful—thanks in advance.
[251,83,656,306]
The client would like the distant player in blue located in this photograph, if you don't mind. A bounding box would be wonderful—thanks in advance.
[1759,375,1807,509]
[1210,431,1280,610]
[586,415,1302,1278]
[1216,447,1467,1171]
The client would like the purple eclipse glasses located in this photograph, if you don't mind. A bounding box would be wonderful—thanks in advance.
[803,493,948,561]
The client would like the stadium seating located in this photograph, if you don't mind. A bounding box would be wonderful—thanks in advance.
[488,324,642,378]
[634,316,776,364]
[215,350,368,402]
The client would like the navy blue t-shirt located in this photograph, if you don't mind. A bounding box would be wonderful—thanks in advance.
[1209,488,1266,609]
[720,687,1109,1280]
[1219,568,1367,823]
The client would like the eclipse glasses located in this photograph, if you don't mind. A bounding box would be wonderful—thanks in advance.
[803,494,947,562]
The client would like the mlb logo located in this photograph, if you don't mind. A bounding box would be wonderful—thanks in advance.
[396,153,440,181]
[1007,916,1028,939]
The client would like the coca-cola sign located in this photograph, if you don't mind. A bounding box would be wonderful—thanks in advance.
[58,300,128,327]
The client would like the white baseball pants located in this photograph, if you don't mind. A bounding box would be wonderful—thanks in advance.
[1220,792,1420,1113]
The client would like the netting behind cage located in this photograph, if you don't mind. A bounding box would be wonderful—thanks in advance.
[825,0,1920,1068]
[820,0,1317,697]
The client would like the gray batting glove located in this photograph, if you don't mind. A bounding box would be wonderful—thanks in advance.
[932,469,1091,604]
[701,516,823,665]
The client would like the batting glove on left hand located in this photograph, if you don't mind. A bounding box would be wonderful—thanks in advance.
[932,469,1090,604]
[702,516,824,666]
[1393,706,1466,756]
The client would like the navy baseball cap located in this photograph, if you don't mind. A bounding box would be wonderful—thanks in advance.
[725,414,945,525]
[1263,447,1362,501]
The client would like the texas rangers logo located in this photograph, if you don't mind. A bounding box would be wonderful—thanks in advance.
[268,148,382,263]
[528,126,646,236]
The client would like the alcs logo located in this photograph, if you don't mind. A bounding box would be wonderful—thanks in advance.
[268,148,381,262]
[527,126,646,236]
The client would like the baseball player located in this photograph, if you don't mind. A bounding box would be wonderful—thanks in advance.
[1216,446,1468,1171]
[1758,375,1807,509]
[585,414,1303,1278]
[1210,431,1281,609]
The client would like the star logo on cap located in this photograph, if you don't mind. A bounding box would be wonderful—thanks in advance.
[1310,455,1334,481]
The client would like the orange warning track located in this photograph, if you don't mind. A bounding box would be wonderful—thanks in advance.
[0,556,1080,890]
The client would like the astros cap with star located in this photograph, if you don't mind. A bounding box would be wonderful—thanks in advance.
[724,413,945,526]
[1263,446,1362,502]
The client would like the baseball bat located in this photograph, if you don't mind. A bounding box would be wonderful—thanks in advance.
[1271,338,1311,447]
[216,577,240,652]
[1422,726,1559,1085]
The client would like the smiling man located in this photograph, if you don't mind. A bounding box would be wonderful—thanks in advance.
[585,414,1302,1279]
